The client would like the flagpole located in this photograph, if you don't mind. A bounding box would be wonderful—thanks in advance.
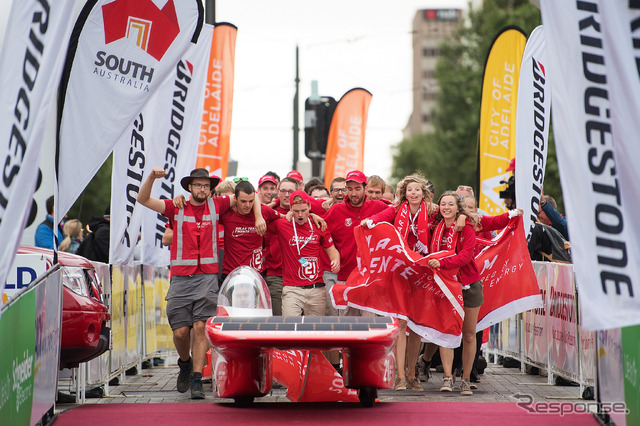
[205,0,215,24]
[293,45,300,171]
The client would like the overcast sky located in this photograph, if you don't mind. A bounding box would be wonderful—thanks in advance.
[0,0,472,184]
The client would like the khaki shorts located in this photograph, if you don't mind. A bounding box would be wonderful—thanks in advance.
[282,285,326,316]
[462,281,484,308]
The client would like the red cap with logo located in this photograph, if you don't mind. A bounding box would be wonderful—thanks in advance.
[506,157,516,172]
[289,190,311,205]
[287,170,304,182]
[258,175,277,187]
[345,170,367,184]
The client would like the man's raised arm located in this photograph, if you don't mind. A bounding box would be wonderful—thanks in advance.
[137,167,168,215]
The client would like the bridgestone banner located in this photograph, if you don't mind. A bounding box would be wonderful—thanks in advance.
[540,0,640,330]
[513,26,550,241]
[55,0,204,232]
[0,0,77,305]
[477,27,526,215]
[110,24,212,265]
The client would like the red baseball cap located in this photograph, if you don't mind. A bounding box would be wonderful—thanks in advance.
[287,170,304,182]
[506,157,516,172]
[289,190,311,205]
[345,170,367,184]
[258,175,277,187]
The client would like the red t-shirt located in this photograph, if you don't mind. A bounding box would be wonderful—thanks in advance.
[220,204,279,274]
[274,218,334,286]
[163,196,230,274]
[324,198,388,281]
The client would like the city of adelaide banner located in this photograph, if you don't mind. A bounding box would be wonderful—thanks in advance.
[477,26,526,215]
[0,0,77,304]
[541,0,640,330]
[55,0,204,229]
[196,23,238,179]
[323,88,372,188]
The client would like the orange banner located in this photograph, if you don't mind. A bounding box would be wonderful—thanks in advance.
[323,88,372,187]
[196,23,237,178]
[477,26,526,214]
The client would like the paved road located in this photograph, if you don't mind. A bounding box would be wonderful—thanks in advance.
[55,351,585,409]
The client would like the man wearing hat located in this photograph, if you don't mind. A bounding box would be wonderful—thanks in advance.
[137,167,264,399]
[274,190,340,316]
[257,174,278,204]
[324,170,388,315]
[286,170,305,191]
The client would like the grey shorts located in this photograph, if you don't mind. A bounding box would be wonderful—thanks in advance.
[166,274,218,329]
[462,281,484,308]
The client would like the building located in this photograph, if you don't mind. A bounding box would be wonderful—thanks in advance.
[403,9,463,139]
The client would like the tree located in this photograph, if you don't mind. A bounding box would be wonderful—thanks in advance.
[67,155,112,227]
[392,0,564,211]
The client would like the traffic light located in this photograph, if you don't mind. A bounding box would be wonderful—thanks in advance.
[304,96,337,160]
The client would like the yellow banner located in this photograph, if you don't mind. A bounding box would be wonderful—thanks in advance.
[196,23,237,179]
[324,88,372,187]
[478,27,526,214]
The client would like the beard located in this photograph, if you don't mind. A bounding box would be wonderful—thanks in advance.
[191,192,207,203]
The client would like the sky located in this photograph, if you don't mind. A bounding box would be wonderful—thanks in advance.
[0,0,472,185]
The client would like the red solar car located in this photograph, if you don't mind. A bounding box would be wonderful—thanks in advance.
[6,246,111,369]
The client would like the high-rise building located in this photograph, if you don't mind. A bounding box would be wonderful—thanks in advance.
[404,9,463,139]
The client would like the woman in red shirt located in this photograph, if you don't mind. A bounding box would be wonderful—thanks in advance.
[427,191,481,396]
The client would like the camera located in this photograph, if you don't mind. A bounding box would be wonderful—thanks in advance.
[499,175,516,210]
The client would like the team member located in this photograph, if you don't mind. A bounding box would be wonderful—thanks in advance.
[257,174,278,204]
[364,173,435,391]
[324,170,388,315]
[364,175,386,202]
[275,190,340,316]
[427,191,481,396]
[137,167,263,399]
[219,180,281,281]
[287,170,305,190]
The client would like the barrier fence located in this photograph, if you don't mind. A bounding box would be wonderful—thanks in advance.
[1,259,637,425]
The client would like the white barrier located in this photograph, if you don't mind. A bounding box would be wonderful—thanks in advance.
[487,261,596,390]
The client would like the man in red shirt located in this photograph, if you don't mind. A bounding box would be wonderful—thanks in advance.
[219,180,281,282]
[275,190,340,316]
[257,174,278,204]
[137,167,263,399]
[324,170,388,315]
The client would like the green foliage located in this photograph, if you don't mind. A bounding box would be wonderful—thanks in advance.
[67,155,112,226]
[391,0,564,210]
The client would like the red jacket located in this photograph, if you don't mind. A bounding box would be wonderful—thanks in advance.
[437,223,481,286]
[168,199,219,276]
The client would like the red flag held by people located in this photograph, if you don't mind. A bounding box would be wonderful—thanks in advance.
[331,223,464,348]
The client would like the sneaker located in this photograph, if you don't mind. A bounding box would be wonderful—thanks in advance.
[460,379,473,396]
[394,377,407,391]
[407,378,423,392]
[177,357,193,393]
[190,376,205,399]
[440,376,454,392]
[418,356,431,382]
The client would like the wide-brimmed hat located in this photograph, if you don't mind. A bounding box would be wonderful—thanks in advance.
[180,168,221,192]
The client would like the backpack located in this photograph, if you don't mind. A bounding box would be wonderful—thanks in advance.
[538,224,572,263]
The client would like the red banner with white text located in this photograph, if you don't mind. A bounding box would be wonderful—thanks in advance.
[196,23,237,178]
[332,218,542,346]
[331,223,464,348]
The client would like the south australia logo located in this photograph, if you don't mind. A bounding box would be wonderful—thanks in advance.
[102,0,180,61]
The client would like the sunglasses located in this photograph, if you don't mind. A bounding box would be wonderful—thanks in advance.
[233,177,249,183]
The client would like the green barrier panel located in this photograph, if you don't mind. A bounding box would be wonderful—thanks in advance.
[622,325,640,426]
[0,289,36,425]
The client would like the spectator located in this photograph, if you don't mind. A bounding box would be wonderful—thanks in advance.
[59,219,83,254]
[77,206,110,263]
[34,196,64,249]
[540,195,569,240]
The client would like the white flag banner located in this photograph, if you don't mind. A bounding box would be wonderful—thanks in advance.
[540,0,640,330]
[0,0,78,301]
[110,24,212,266]
[514,25,551,241]
[55,0,204,233]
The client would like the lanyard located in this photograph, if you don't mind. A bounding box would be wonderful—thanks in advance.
[409,205,421,236]
[292,218,314,257]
